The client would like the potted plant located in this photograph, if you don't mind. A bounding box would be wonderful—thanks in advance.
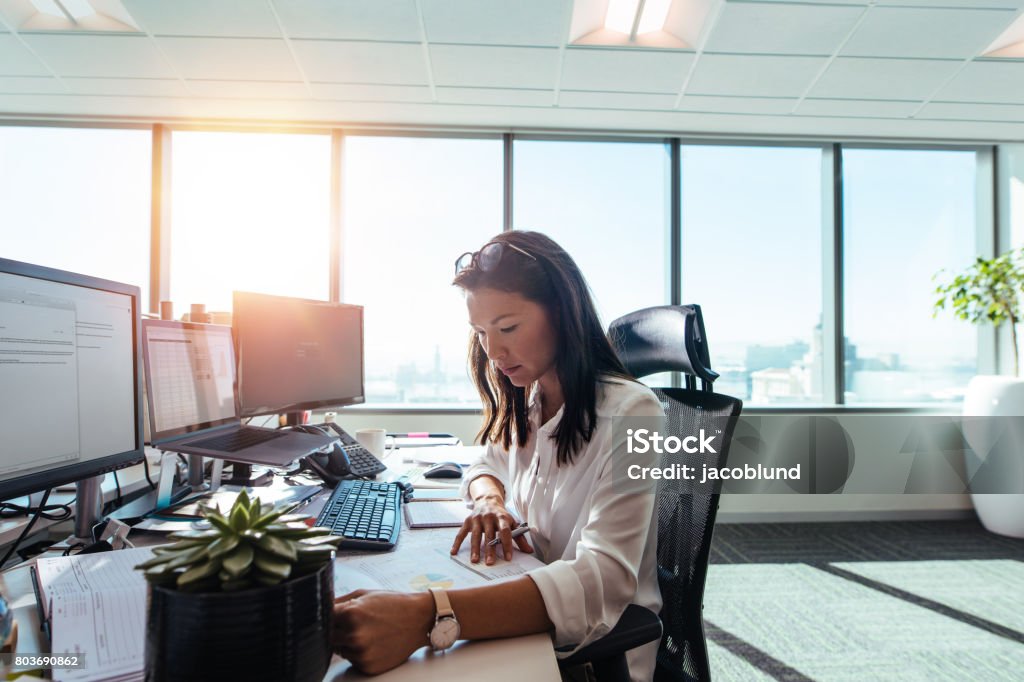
[136,490,341,682]
[934,249,1024,538]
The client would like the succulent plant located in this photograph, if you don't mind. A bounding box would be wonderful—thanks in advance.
[136,489,341,592]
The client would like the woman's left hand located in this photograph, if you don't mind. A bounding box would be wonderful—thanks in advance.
[333,589,435,675]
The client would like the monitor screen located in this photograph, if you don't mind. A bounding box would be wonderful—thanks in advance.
[0,258,144,500]
[234,291,365,417]
[142,320,239,441]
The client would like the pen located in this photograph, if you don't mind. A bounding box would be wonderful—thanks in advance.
[487,522,531,546]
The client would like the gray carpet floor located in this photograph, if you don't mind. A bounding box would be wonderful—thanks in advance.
[701,521,1024,681]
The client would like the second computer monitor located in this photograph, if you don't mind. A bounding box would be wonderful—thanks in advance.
[234,291,365,418]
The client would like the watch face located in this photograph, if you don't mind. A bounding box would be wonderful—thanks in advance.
[430,617,461,650]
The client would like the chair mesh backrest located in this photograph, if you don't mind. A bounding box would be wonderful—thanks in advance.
[609,305,743,681]
[652,388,741,682]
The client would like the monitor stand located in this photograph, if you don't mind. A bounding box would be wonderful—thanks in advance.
[104,453,192,527]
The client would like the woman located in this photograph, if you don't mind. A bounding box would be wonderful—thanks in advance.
[333,231,664,680]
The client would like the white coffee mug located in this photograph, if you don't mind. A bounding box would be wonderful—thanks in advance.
[356,428,392,458]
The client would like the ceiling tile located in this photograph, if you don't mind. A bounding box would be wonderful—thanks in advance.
[918,101,1024,121]
[559,90,676,110]
[436,86,554,106]
[187,80,310,99]
[560,48,693,94]
[842,6,1015,59]
[933,60,1024,104]
[809,57,960,99]
[0,76,64,94]
[686,54,826,97]
[64,77,188,96]
[429,45,559,89]
[795,98,919,117]
[310,82,431,102]
[705,2,864,55]
[272,0,421,41]
[20,34,176,78]
[122,0,280,37]
[676,95,797,114]
[419,0,568,46]
[0,35,49,76]
[292,40,427,85]
[156,37,301,81]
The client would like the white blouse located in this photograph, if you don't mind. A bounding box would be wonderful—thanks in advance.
[461,377,664,682]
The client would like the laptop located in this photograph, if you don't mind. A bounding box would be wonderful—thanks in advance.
[141,319,333,466]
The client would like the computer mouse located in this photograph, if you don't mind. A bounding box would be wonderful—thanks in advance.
[423,462,464,479]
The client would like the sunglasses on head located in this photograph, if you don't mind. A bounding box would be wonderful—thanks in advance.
[454,241,536,276]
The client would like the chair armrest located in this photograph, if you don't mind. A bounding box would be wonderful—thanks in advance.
[557,605,662,666]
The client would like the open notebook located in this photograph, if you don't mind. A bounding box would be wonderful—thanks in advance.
[32,547,154,682]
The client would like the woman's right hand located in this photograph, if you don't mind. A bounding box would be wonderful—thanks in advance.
[450,493,533,565]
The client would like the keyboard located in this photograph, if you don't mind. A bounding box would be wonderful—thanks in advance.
[315,479,402,551]
[187,427,285,452]
[316,422,388,477]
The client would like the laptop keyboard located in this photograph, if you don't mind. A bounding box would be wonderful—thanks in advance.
[188,427,286,453]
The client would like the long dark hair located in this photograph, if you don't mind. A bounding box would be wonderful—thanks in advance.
[453,231,631,465]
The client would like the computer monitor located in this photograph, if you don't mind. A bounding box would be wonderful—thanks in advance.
[0,257,144,501]
[233,291,365,418]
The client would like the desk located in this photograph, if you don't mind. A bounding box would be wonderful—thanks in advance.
[2,462,561,681]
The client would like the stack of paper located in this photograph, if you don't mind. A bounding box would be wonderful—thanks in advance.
[34,547,154,682]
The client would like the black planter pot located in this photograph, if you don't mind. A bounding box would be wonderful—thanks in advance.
[145,562,334,682]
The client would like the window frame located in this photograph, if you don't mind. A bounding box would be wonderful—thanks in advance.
[0,120,996,412]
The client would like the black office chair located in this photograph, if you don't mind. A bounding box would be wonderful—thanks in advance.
[558,305,743,682]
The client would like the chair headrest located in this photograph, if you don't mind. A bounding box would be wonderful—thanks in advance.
[608,305,718,383]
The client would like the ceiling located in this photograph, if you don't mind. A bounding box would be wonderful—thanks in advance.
[1,0,1024,141]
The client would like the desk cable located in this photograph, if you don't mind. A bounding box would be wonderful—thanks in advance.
[0,488,54,568]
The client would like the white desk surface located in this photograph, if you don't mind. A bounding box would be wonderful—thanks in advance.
[1,459,562,682]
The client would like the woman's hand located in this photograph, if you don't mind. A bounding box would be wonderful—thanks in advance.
[450,493,533,564]
[333,589,434,675]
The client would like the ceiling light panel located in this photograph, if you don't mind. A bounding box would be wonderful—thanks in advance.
[8,0,140,32]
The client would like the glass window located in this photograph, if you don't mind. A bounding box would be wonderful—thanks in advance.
[681,145,824,404]
[0,126,152,306]
[169,131,331,314]
[843,148,978,404]
[341,136,502,406]
[513,140,670,326]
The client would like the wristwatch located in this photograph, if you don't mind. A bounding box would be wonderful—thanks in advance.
[427,587,461,652]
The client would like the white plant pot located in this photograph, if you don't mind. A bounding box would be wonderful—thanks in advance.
[962,375,1024,538]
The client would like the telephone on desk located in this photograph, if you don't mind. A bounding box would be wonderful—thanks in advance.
[292,422,388,485]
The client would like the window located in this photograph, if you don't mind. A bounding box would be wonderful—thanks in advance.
[341,136,502,406]
[0,126,151,306]
[169,131,331,314]
[681,145,824,404]
[843,148,979,404]
[513,140,671,326]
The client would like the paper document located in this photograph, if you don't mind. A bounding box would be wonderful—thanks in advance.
[35,547,154,682]
[333,544,545,598]
[404,445,485,467]
[403,501,469,528]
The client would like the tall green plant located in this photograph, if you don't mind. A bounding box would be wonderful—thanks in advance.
[933,249,1024,377]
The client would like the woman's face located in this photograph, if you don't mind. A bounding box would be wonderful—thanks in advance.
[466,287,558,389]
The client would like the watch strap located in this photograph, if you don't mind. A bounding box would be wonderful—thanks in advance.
[428,587,454,619]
